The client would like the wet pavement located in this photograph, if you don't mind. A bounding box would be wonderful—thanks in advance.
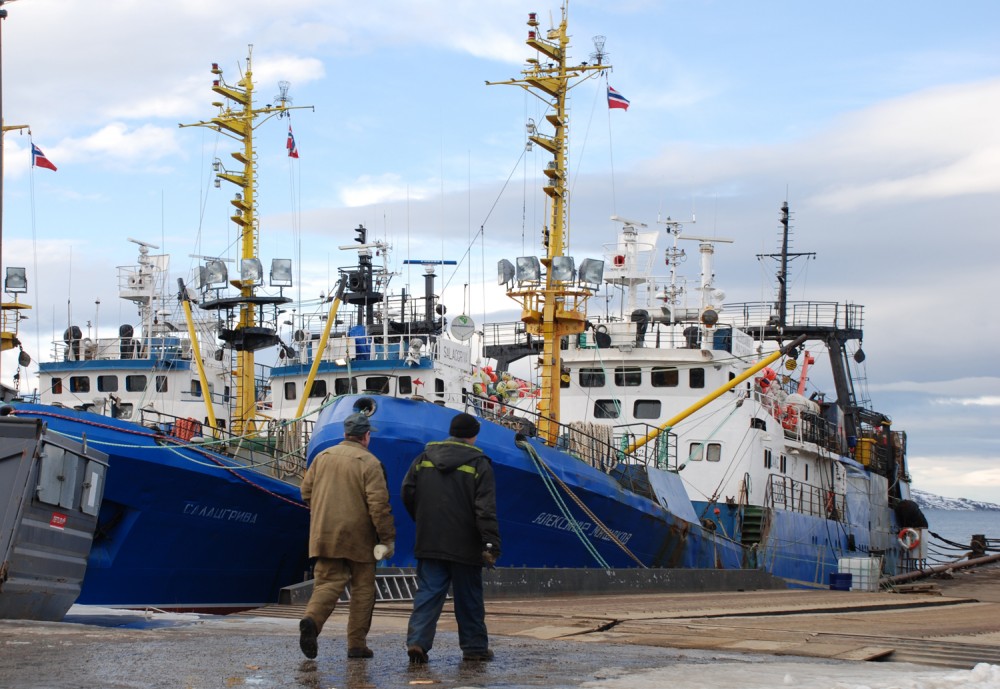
[0,610,741,689]
[3,564,1000,688]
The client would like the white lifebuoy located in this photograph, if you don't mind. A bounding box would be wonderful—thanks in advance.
[898,527,921,550]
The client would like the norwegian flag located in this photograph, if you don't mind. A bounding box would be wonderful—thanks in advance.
[607,86,630,111]
[286,125,299,159]
[31,143,57,171]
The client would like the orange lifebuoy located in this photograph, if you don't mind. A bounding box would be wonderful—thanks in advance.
[898,527,921,550]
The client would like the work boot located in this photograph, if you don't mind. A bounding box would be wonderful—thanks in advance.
[462,648,494,662]
[347,647,374,658]
[407,644,429,664]
[299,617,318,659]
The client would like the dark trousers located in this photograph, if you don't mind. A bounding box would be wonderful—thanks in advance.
[406,558,488,654]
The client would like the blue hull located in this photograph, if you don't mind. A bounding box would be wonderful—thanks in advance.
[12,404,310,611]
[309,396,746,570]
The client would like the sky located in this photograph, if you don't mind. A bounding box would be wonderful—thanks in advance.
[0,1,997,502]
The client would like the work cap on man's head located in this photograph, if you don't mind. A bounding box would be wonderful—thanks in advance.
[344,412,373,436]
[449,412,480,439]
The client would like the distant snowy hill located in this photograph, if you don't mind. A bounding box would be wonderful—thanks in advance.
[911,488,1000,511]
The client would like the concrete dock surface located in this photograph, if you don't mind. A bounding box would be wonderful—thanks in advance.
[2,564,999,688]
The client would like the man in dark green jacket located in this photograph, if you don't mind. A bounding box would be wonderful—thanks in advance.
[402,412,501,664]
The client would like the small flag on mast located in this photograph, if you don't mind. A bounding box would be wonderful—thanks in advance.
[286,125,299,159]
[31,143,57,171]
[607,86,630,111]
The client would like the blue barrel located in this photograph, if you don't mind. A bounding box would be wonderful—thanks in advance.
[829,572,853,591]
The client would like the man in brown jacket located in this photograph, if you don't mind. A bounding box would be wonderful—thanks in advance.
[298,412,395,660]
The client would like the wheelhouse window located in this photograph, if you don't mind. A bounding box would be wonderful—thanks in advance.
[69,376,90,393]
[614,366,641,386]
[435,378,445,398]
[688,441,721,462]
[689,368,705,389]
[764,448,773,468]
[593,399,621,419]
[284,382,296,400]
[398,376,413,395]
[651,367,679,387]
[309,379,328,398]
[190,380,202,398]
[51,377,63,394]
[633,399,661,419]
[125,375,147,392]
[780,453,788,473]
[334,378,356,395]
[155,375,168,393]
[365,376,390,394]
[579,368,605,387]
[97,375,118,392]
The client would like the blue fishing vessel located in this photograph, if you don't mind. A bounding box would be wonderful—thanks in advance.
[299,4,926,588]
[10,51,315,611]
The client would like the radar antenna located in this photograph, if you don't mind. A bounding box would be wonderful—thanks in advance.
[274,80,293,113]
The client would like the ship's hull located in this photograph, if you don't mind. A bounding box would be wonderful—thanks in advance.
[11,403,310,612]
[311,396,907,587]
[309,395,746,571]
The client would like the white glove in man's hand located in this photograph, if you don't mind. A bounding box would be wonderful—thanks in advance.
[373,542,394,561]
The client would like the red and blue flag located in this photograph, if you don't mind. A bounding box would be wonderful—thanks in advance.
[286,125,299,159]
[31,143,57,171]
[607,86,630,111]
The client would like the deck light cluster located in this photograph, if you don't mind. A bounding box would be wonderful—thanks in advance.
[497,256,604,289]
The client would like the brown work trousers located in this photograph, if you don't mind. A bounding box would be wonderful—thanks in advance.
[304,558,377,648]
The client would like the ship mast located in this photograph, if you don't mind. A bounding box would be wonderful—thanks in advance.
[180,48,311,435]
[489,4,607,445]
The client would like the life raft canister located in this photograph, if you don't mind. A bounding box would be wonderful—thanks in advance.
[897,527,921,551]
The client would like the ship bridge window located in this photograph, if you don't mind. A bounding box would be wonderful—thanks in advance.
[435,378,445,398]
[688,441,721,462]
[689,368,705,388]
[651,367,679,387]
[190,380,202,398]
[398,376,413,395]
[310,380,328,398]
[97,375,118,392]
[579,368,605,387]
[155,375,168,393]
[69,376,90,394]
[751,417,767,430]
[334,378,357,395]
[284,382,296,400]
[126,375,147,392]
[614,366,641,386]
[365,376,390,394]
[764,448,773,468]
[594,399,621,419]
[51,377,63,394]
[634,399,661,419]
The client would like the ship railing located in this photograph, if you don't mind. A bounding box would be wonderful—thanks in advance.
[465,392,677,476]
[725,300,864,332]
[289,330,446,366]
[764,473,843,521]
[52,335,194,363]
[754,388,844,454]
[139,406,309,482]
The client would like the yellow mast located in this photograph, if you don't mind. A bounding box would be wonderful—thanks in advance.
[488,4,607,445]
[180,48,310,436]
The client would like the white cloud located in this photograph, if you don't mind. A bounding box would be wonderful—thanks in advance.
[935,396,1000,407]
[339,174,433,207]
